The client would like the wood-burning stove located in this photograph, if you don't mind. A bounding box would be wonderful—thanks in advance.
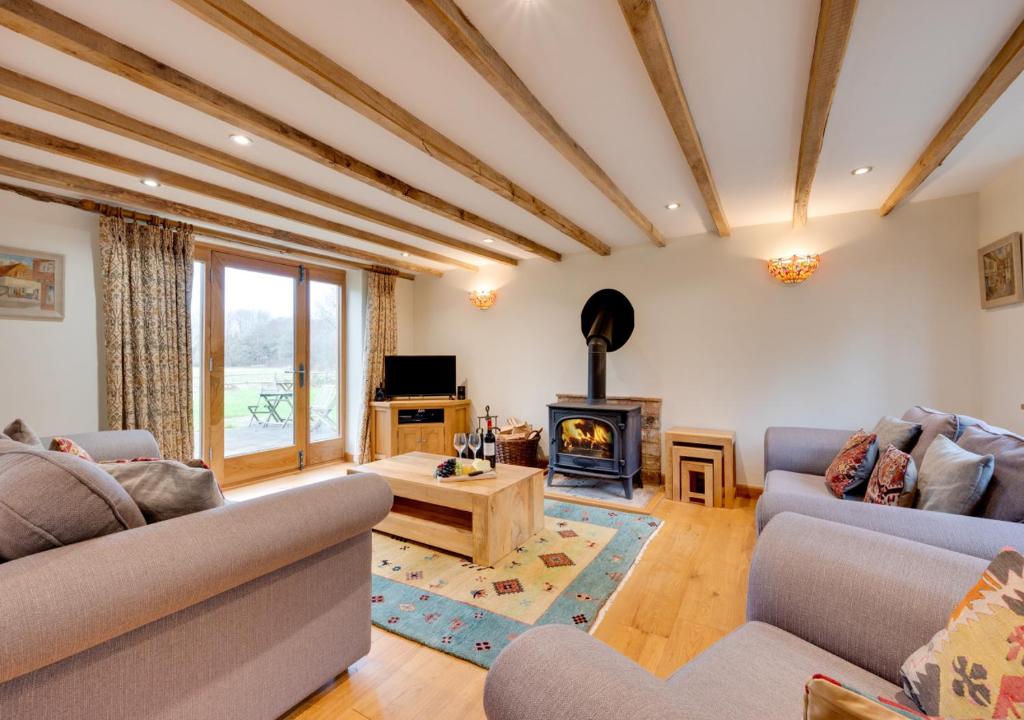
[547,290,643,499]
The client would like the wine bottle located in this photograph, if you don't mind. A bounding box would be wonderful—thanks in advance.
[484,419,497,469]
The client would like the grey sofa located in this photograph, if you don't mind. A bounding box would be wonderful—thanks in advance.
[0,430,393,720]
[484,512,985,720]
[757,408,1024,559]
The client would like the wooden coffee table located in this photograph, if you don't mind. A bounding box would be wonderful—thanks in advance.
[349,452,545,566]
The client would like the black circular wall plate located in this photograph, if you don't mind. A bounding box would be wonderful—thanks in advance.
[580,288,634,352]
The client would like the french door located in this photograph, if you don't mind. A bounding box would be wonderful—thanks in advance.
[194,248,345,486]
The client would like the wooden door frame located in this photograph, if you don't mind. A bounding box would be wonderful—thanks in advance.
[192,246,213,471]
[197,243,347,487]
[305,265,347,468]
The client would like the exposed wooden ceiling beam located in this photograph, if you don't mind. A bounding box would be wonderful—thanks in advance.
[408,0,660,249]
[618,0,729,238]
[792,0,857,228]
[193,226,414,280]
[0,67,516,267]
[0,180,415,279]
[881,18,1024,216]
[0,119,476,271]
[0,0,560,262]
[170,0,586,257]
[0,154,440,276]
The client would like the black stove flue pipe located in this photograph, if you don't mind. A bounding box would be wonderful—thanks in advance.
[580,289,635,405]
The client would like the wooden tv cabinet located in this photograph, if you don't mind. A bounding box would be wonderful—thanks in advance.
[369,398,470,460]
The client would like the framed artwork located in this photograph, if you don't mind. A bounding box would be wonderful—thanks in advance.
[0,246,65,320]
[978,232,1024,310]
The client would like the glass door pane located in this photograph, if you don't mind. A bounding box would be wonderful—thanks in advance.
[309,280,341,442]
[190,260,205,457]
[223,266,296,458]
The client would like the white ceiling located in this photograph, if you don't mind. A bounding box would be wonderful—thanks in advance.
[0,0,1022,272]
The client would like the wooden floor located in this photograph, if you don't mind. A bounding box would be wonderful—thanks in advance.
[226,464,758,720]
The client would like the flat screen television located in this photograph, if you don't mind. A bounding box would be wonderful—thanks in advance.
[383,355,456,398]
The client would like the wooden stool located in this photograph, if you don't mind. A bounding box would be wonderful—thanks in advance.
[664,427,736,508]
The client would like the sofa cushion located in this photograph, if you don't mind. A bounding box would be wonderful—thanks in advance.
[825,431,879,497]
[916,435,994,515]
[901,548,1024,718]
[900,407,959,470]
[667,622,901,720]
[872,416,922,456]
[957,423,1024,522]
[3,418,42,447]
[864,446,917,507]
[0,440,145,561]
[100,459,225,523]
[805,675,928,720]
[765,469,833,498]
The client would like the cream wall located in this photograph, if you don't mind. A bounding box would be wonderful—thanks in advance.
[0,192,105,436]
[410,194,983,486]
[977,158,1024,434]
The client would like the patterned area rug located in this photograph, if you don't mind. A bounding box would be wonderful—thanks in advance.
[370,499,662,668]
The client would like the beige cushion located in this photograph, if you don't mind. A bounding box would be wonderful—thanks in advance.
[0,440,145,560]
[100,460,225,523]
[3,418,42,447]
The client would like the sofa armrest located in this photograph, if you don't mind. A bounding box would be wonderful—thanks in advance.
[41,429,163,461]
[748,513,986,685]
[484,625,679,720]
[763,426,852,476]
[756,490,1024,559]
[0,472,392,684]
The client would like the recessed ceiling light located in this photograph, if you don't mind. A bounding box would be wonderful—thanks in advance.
[140,178,160,188]
[229,134,254,146]
[482,237,494,243]
[851,166,873,176]
[665,202,680,210]
[401,252,410,257]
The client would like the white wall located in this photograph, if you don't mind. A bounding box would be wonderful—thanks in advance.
[411,194,983,486]
[977,158,1024,434]
[0,192,105,436]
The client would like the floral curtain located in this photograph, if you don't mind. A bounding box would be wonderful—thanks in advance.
[358,269,398,463]
[99,213,195,461]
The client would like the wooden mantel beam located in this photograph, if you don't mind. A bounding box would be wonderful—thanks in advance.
[0,119,477,271]
[793,0,858,228]
[617,0,730,238]
[0,154,440,276]
[0,0,560,262]
[170,0,582,258]
[880,17,1024,216]
[0,67,516,267]
[409,0,660,248]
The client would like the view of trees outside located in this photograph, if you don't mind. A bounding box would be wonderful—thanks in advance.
[309,280,341,441]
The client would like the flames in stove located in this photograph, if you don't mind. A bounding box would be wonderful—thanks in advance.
[559,418,614,459]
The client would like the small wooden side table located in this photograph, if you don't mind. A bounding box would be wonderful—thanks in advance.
[664,427,736,508]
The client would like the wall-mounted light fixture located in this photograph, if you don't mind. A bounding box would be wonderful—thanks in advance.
[768,254,821,284]
[469,288,497,310]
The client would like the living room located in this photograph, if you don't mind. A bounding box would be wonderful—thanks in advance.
[2,1,1024,719]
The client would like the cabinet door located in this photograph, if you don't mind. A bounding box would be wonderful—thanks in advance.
[420,424,445,454]
[397,426,422,455]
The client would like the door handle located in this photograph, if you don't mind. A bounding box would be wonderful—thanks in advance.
[297,363,305,388]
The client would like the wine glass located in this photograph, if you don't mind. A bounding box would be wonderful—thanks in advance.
[467,430,481,459]
[453,432,467,459]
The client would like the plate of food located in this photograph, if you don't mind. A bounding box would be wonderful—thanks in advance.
[434,457,496,482]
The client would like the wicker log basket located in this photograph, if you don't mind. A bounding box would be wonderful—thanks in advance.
[495,429,542,468]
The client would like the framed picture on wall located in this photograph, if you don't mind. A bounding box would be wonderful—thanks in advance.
[978,232,1024,310]
[0,246,65,320]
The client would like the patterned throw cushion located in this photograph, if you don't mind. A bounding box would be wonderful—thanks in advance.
[901,548,1024,718]
[916,435,995,515]
[48,437,95,463]
[805,675,928,720]
[864,445,918,506]
[825,431,879,497]
[873,416,923,456]
[3,418,42,447]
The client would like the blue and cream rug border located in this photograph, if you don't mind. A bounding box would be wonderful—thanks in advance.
[370,499,663,668]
